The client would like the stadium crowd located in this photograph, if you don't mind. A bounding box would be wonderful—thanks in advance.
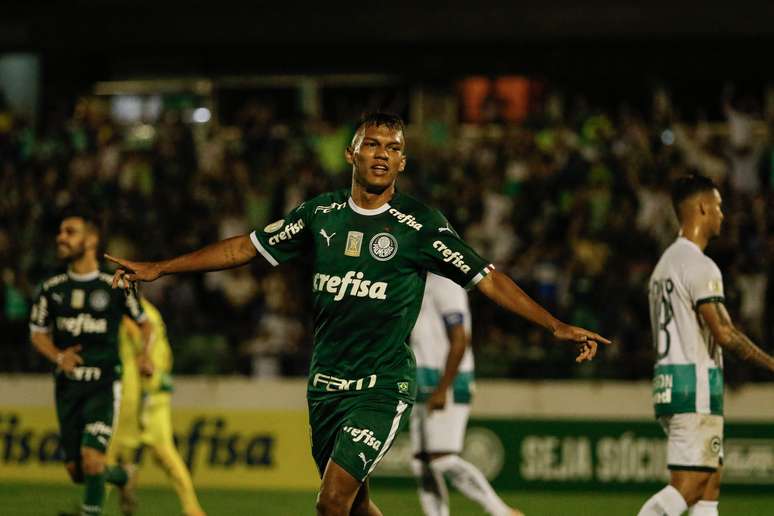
[2,85,774,383]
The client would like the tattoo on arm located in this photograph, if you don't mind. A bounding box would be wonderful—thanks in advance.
[714,303,774,371]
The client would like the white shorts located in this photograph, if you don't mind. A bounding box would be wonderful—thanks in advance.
[658,413,724,471]
[410,402,470,455]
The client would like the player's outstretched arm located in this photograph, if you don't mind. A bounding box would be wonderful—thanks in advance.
[105,234,257,287]
[698,302,774,372]
[476,270,610,362]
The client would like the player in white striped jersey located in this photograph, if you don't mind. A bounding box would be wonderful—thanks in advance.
[638,175,774,516]
[410,273,521,516]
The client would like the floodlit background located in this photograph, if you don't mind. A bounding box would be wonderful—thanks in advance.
[1,3,773,514]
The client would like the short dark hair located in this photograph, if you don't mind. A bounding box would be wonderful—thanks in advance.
[354,111,405,136]
[61,206,102,239]
[671,174,717,217]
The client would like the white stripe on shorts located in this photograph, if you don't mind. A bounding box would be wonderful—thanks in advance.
[110,380,122,438]
[367,400,408,476]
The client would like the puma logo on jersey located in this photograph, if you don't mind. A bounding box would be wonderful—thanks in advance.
[320,229,336,246]
[438,223,454,234]
[56,314,108,336]
[432,241,471,273]
[359,452,374,469]
[51,293,63,305]
[342,426,382,451]
[268,219,305,245]
[313,271,388,301]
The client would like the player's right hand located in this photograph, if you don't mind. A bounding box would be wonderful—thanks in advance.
[552,322,611,362]
[104,254,163,289]
[57,345,83,373]
[427,387,448,412]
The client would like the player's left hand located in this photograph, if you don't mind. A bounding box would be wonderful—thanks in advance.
[552,322,611,362]
[427,387,447,412]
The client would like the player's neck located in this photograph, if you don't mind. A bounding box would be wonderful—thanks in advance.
[679,224,709,252]
[350,182,396,210]
[69,255,99,275]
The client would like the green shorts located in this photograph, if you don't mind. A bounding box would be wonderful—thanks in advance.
[308,391,412,482]
[55,376,121,462]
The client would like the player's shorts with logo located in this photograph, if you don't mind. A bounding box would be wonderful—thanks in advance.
[658,413,724,471]
[55,372,121,462]
[308,390,412,482]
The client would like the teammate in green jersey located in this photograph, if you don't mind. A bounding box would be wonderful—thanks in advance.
[29,210,153,516]
[105,112,610,516]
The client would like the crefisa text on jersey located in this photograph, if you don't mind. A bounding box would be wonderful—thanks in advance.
[268,219,305,245]
[388,208,422,231]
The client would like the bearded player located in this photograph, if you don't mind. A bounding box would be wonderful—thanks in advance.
[638,174,774,516]
[29,210,151,516]
[105,112,609,516]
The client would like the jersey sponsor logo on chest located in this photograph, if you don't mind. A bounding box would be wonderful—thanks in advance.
[313,271,388,300]
[56,314,108,336]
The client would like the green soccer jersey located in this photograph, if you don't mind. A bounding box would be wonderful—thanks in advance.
[29,269,146,382]
[250,189,494,399]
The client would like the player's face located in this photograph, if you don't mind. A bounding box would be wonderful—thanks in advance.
[706,189,724,237]
[346,124,406,194]
[56,217,92,261]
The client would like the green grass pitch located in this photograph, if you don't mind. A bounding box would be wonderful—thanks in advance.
[2,482,773,515]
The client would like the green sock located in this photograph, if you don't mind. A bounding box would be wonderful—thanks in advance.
[82,473,105,515]
[104,465,129,487]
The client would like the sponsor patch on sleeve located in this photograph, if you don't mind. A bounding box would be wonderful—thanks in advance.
[264,219,285,233]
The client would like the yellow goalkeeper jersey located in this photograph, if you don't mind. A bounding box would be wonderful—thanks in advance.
[119,298,173,393]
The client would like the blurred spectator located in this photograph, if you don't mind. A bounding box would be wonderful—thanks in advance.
[3,85,774,383]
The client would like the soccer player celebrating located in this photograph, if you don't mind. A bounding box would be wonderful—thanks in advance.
[410,272,521,516]
[29,211,151,516]
[109,297,206,516]
[106,112,609,516]
[638,174,774,516]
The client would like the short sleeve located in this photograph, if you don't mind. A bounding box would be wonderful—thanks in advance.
[417,214,494,290]
[29,286,51,333]
[685,259,725,308]
[249,202,312,266]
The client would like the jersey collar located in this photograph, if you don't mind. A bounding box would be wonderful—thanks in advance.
[67,269,100,282]
[347,196,391,216]
[677,236,703,254]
